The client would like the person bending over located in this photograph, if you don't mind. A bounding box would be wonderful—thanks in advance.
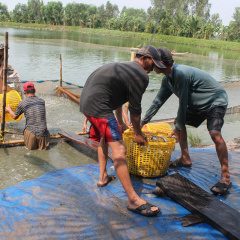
[141,47,230,196]
[80,45,165,216]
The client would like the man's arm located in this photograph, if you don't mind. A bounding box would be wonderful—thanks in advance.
[141,83,172,125]
[5,105,18,120]
[130,112,147,145]
[82,116,88,133]
[115,106,128,133]
[122,107,131,128]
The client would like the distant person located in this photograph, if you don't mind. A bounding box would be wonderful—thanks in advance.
[6,82,50,150]
[141,46,231,196]
[0,43,20,83]
[80,45,165,217]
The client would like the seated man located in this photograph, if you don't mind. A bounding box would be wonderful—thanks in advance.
[6,82,50,150]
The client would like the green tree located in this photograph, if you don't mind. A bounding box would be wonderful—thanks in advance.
[0,2,10,21]
[105,1,119,19]
[27,0,43,23]
[86,5,97,28]
[228,7,240,41]
[210,13,222,38]
[41,1,63,25]
[12,3,28,23]
[190,0,210,22]
[120,7,147,32]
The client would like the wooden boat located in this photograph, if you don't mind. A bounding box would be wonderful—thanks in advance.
[171,51,189,56]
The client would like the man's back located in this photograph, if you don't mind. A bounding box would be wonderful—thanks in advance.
[15,96,48,136]
[165,64,228,111]
[80,61,149,118]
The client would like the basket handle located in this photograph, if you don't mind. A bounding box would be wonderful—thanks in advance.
[150,135,167,142]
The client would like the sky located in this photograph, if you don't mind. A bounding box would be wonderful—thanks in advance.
[1,0,240,26]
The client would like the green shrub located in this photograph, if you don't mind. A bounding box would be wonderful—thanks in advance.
[187,130,202,147]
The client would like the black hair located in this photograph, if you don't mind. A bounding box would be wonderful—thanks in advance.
[24,89,35,94]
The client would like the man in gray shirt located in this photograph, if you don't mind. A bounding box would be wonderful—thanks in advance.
[141,47,231,196]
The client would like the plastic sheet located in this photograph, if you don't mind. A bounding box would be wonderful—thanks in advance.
[0,148,239,239]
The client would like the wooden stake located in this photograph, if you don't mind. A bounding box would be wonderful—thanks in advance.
[60,54,62,87]
[131,50,135,61]
[1,32,8,139]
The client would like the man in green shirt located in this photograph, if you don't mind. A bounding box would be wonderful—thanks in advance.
[141,47,231,196]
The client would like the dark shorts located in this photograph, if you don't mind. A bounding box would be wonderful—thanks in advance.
[185,106,226,132]
[85,114,122,143]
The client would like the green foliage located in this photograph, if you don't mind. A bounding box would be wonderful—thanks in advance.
[0,2,10,22]
[1,0,240,44]
[187,130,202,147]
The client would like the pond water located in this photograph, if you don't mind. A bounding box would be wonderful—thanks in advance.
[0,27,240,191]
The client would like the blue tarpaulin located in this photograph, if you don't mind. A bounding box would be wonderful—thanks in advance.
[0,148,239,239]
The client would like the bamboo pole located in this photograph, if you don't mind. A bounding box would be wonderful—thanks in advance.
[57,87,80,103]
[0,132,88,147]
[1,32,8,140]
[60,54,62,87]
[60,88,80,98]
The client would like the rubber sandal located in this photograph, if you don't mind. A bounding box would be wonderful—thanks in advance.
[210,181,232,196]
[97,176,116,187]
[127,202,161,217]
[169,159,192,168]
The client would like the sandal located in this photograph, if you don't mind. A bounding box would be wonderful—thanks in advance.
[169,159,192,168]
[127,202,161,217]
[210,181,232,195]
[97,176,116,187]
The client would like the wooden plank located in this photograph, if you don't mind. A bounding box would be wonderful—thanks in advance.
[156,173,240,240]
[58,131,112,159]
[180,213,205,227]
[56,87,80,103]
[0,132,87,146]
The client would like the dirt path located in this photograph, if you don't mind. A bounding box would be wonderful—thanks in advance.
[201,137,240,153]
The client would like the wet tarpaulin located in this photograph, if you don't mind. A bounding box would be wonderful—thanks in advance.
[0,148,239,240]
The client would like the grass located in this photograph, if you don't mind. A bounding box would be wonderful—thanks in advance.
[1,22,240,51]
[187,130,202,147]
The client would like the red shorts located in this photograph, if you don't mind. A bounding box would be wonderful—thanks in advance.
[85,115,122,143]
[89,125,100,142]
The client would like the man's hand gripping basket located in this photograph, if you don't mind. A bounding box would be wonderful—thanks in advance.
[123,123,176,177]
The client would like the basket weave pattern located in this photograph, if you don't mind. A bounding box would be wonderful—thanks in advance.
[0,90,23,122]
[123,123,175,177]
